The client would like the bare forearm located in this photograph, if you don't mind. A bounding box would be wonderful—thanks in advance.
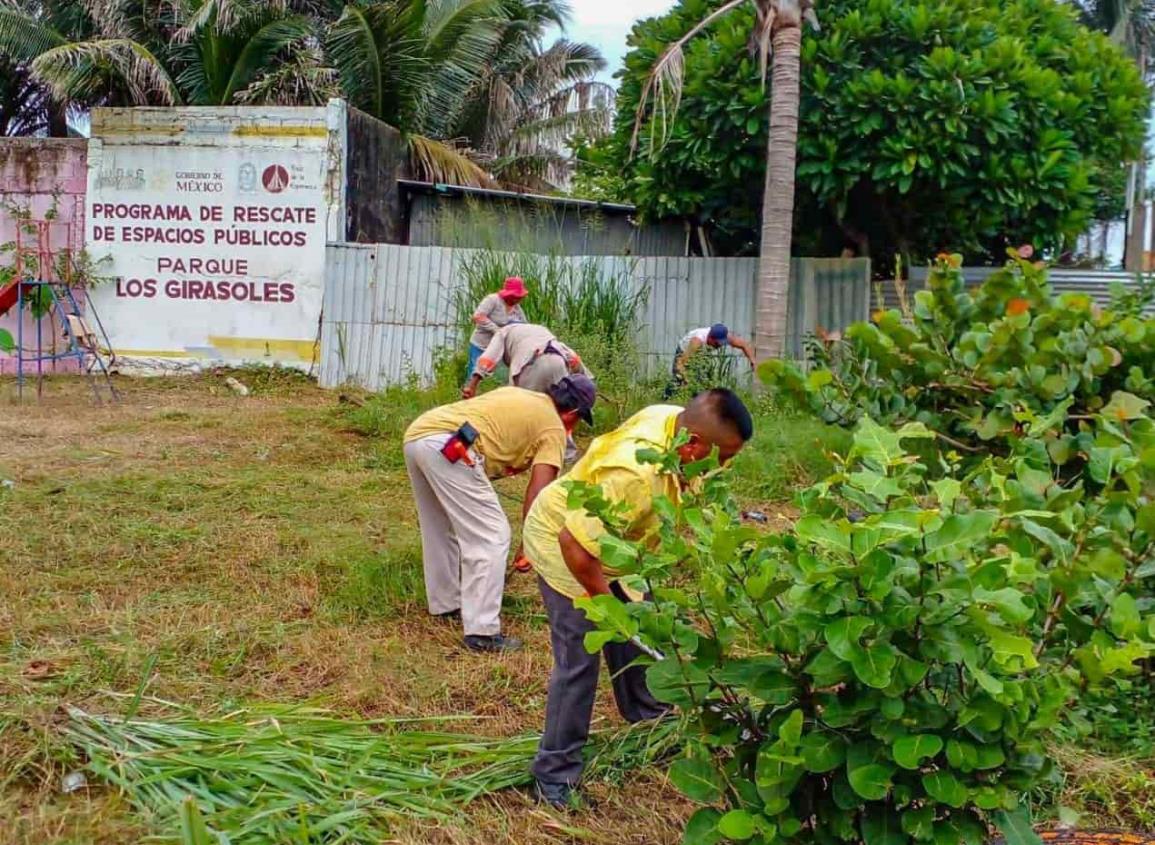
[560,528,612,596]
[523,465,558,522]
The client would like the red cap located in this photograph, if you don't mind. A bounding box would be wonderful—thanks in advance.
[500,277,528,299]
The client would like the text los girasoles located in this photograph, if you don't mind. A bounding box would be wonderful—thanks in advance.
[91,203,318,304]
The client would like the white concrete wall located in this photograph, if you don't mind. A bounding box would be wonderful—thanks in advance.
[85,101,348,373]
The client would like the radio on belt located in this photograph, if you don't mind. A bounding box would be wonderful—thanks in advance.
[440,422,480,465]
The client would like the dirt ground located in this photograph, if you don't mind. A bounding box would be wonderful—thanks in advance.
[0,373,693,845]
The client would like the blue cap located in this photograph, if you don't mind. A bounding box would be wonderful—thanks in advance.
[708,323,729,343]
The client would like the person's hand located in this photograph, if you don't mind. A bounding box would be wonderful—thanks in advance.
[461,384,476,399]
[567,355,582,373]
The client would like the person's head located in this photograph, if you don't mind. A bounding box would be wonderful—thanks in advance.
[706,323,729,349]
[500,276,528,306]
[547,373,597,431]
[676,388,754,466]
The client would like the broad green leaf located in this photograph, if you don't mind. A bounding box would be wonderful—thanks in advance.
[848,763,894,800]
[717,809,756,841]
[854,417,907,467]
[946,740,977,772]
[993,806,1042,845]
[973,588,1033,624]
[646,659,709,708]
[1099,642,1151,673]
[851,643,899,688]
[924,512,999,559]
[826,617,872,661]
[584,630,617,652]
[893,734,944,770]
[779,709,804,746]
[922,771,968,808]
[1109,593,1141,638]
[1102,391,1151,421]
[801,730,847,773]
[973,745,1006,770]
[849,469,905,502]
[683,808,723,845]
[670,757,726,804]
[985,630,1039,671]
[902,806,936,841]
[797,515,853,554]
[931,478,962,509]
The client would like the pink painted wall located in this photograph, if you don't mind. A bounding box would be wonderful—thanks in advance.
[0,138,88,375]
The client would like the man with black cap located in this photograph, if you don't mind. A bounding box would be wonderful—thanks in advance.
[404,374,597,653]
[667,323,757,397]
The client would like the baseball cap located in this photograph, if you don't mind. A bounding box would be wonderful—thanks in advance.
[500,277,528,299]
[558,373,597,424]
[708,323,729,343]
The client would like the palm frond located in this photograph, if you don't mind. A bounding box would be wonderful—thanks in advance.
[0,6,67,62]
[234,43,338,104]
[32,38,181,104]
[409,133,492,187]
[630,0,747,156]
[327,3,388,118]
[220,15,314,102]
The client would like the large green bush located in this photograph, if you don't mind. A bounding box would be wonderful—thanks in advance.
[764,254,1155,478]
[572,413,1155,845]
[586,0,1148,260]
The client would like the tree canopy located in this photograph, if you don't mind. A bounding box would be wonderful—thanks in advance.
[0,0,611,190]
[581,0,1149,262]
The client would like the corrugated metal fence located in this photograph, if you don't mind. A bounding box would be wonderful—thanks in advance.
[319,245,871,390]
[881,267,1152,313]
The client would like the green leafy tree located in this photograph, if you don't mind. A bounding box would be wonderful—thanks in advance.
[572,413,1155,845]
[596,0,1148,263]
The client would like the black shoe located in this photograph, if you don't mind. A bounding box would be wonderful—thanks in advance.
[534,779,575,810]
[463,634,523,653]
[434,609,461,622]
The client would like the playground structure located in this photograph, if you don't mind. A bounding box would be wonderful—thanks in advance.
[0,217,118,402]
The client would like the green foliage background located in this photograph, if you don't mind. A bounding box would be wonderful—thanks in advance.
[582,0,1148,262]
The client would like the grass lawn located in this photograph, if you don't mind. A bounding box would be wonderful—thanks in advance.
[4,373,1151,844]
[0,372,840,845]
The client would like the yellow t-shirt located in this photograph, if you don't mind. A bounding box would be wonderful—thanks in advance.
[404,387,566,478]
[523,405,683,599]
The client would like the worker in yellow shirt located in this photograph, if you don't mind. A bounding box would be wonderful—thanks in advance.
[404,375,597,653]
[522,388,754,806]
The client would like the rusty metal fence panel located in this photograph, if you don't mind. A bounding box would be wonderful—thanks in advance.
[320,245,871,390]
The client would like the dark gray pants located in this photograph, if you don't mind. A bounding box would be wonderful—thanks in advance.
[532,577,668,786]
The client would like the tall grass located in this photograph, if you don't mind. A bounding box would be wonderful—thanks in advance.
[453,250,647,345]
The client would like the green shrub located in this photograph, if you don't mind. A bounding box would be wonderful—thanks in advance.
[571,411,1155,845]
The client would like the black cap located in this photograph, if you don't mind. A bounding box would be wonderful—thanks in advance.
[559,373,597,424]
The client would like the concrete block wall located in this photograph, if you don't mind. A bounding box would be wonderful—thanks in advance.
[1,138,88,375]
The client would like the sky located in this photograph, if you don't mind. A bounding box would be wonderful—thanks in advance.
[565,0,678,85]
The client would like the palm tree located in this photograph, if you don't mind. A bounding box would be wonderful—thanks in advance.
[326,0,609,188]
[0,0,335,112]
[633,0,817,361]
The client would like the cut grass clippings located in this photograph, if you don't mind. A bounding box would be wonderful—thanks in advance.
[65,704,681,844]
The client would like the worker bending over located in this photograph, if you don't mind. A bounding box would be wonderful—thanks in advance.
[462,323,590,399]
[404,375,597,653]
[667,323,756,397]
[466,276,528,380]
[522,388,754,806]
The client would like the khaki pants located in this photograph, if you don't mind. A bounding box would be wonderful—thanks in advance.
[514,352,569,393]
[403,434,511,637]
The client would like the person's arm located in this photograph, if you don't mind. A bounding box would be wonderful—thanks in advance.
[463,330,505,398]
[559,527,612,597]
[730,335,757,368]
[523,464,559,521]
[472,295,500,335]
[676,337,703,376]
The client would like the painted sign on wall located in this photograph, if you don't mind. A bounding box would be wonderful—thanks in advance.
[85,102,347,371]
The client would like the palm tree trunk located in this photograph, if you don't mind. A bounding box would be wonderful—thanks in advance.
[754,23,801,362]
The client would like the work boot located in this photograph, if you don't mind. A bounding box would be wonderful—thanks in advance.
[463,634,523,653]
[534,779,576,810]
